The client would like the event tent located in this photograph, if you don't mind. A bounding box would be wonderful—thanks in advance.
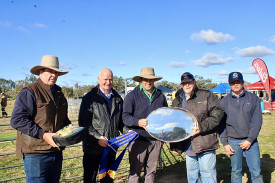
[244,76,275,90]
[157,85,173,93]
[210,83,231,94]
[244,76,275,110]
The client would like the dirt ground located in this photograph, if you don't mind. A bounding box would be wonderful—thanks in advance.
[155,174,187,183]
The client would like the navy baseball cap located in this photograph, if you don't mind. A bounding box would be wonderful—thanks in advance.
[181,72,195,84]
[228,72,243,83]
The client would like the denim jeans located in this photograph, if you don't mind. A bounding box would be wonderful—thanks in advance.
[228,139,263,183]
[1,106,7,117]
[23,152,63,183]
[186,150,217,183]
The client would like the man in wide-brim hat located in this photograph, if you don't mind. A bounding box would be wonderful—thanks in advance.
[30,55,68,76]
[10,55,71,183]
[123,67,168,182]
[132,67,162,82]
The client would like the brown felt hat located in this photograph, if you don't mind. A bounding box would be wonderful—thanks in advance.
[132,67,162,82]
[30,55,68,76]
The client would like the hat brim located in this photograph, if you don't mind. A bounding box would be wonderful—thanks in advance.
[30,65,68,76]
[180,79,195,84]
[229,78,244,83]
[132,75,162,82]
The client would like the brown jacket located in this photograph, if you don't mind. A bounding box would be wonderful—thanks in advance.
[16,79,68,156]
[1,95,7,107]
[171,86,224,154]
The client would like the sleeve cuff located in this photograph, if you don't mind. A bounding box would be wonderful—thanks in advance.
[38,129,45,139]
[246,137,254,143]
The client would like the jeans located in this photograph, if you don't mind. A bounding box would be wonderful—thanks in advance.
[228,139,263,183]
[1,106,7,117]
[186,150,217,183]
[23,151,63,183]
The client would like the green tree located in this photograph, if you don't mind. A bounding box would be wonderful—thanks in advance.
[25,74,38,84]
[113,76,125,92]
[62,86,74,98]
[73,83,81,98]
[155,80,179,91]
[195,75,217,90]
[13,80,26,99]
[0,78,16,96]
[113,76,136,92]
[80,85,94,95]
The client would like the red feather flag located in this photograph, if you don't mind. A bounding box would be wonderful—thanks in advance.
[252,58,271,101]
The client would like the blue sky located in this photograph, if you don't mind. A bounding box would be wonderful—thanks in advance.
[0,0,275,87]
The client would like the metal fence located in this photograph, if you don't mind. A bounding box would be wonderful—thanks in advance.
[0,99,172,182]
[0,120,171,182]
[0,121,134,182]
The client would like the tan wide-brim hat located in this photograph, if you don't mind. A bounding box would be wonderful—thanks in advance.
[30,55,68,76]
[133,67,162,82]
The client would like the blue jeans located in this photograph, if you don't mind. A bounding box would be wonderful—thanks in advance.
[186,150,217,183]
[23,152,63,183]
[228,139,263,183]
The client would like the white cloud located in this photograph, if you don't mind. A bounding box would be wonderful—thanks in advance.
[217,67,256,77]
[117,61,126,65]
[242,67,257,74]
[218,70,230,76]
[270,35,275,43]
[195,53,232,67]
[33,23,47,28]
[236,46,274,57]
[169,62,187,68]
[60,63,73,69]
[155,123,178,130]
[0,20,11,27]
[81,73,91,77]
[190,29,234,44]
[17,26,31,34]
[21,67,30,71]
[154,109,173,115]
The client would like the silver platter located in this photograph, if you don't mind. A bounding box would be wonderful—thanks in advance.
[146,107,198,142]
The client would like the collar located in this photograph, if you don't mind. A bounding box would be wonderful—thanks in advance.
[179,90,187,101]
[139,84,157,93]
[99,88,113,99]
[51,85,56,94]
[231,90,245,98]
[139,84,157,101]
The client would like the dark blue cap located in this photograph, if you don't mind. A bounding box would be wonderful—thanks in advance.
[228,72,243,83]
[181,72,195,84]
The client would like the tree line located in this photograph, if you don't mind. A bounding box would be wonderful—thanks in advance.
[0,75,217,99]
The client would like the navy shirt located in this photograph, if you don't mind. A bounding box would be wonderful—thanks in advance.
[99,89,113,115]
[123,86,168,140]
[220,90,263,145]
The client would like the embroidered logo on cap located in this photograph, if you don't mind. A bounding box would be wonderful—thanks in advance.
[233,72,239,78]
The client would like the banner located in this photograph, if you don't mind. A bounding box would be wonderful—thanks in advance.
[98,130,139,180]
[252,58,271,101]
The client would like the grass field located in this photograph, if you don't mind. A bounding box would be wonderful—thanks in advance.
[0,102,274,182]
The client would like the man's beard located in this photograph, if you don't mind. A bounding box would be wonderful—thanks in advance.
[184,89,192,94]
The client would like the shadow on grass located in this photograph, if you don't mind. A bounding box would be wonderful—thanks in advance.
[217,153,231,183]
[261,154,275,183]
